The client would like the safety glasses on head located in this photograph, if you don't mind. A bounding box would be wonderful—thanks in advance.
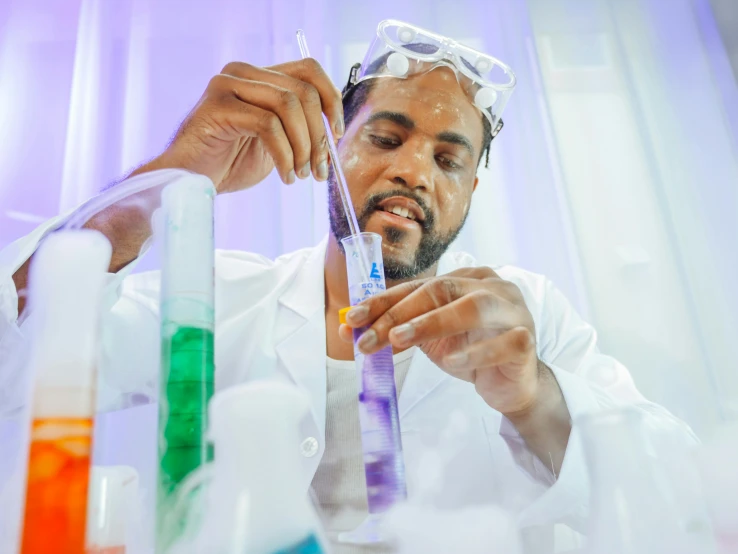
[342,19,516,140]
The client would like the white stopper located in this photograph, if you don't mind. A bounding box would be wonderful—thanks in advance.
[474,87,498,110]
[387,52,410,77]
[474,57,493,74]
[160,175,216,325]
[397,26,417,44]
[28,230,112,417]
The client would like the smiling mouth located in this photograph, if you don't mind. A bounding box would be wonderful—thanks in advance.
[375,196,426,224]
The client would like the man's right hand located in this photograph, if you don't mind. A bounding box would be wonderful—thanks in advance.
[139,58,345,192]
[13,59,343,316]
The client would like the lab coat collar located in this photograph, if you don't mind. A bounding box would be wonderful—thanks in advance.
[277,236,329,319]
[275,236,329,439]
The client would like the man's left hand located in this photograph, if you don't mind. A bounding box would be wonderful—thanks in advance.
[339,266,543,418]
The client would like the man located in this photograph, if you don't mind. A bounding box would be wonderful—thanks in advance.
[1,21,695,552]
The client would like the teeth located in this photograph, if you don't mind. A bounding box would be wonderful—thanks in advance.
[385,206,415,220]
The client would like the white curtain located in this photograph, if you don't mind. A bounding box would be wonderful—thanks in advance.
[0,0,736,436]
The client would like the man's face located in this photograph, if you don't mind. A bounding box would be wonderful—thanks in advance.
[329,67,483,280]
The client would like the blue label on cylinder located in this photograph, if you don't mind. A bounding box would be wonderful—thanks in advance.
[350,280,386,305]
[273,533,324,554]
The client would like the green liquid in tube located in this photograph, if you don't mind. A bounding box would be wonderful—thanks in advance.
[157,323,214,549]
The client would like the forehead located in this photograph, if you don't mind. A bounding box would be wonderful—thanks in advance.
[361,68,485,145]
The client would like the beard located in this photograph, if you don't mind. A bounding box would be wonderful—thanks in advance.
[327,176,469,280]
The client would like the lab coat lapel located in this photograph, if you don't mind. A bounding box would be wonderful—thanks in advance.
[399,348,449,419]
[275,237,328,439]
[398,251,461,419]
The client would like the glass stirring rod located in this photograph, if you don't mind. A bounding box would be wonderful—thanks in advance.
[297,30,408,545]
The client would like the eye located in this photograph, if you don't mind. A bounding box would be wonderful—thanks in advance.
[369,134,400,148]
[436,155,463,171]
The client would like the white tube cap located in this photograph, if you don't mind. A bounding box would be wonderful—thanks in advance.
[28,230,112,417]
[160,176,215,326]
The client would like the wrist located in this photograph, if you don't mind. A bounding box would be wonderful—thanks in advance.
[128,151,186,179]
[504,360,570,439]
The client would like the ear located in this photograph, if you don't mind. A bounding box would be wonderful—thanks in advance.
[472,176,479,193]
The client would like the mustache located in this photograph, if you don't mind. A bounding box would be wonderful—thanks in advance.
[359,189,435,231]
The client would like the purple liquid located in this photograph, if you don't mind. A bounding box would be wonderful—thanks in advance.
[353,328,407,513]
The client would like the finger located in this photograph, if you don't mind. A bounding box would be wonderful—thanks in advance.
[338,323,353,343]
[446,266,500,280]
[221,63,332,180]
[270,59,340,180]
[354,277,476,354]
[210,92,295,184]
[343,277,435,329]
[270,58,345,139]
[346,270,502,330]
[387,291,524,349]
[444,327,535,375]
[212,71,311,180]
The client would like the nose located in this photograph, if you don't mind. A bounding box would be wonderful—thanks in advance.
[386,141,435,194]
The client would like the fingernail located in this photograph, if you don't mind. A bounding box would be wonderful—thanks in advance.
[357,329,377,352]
[286,169,296,184]
[347,305,368,324]
[335,117,345,138]
[298,162,311,179]
[445,352,469,367]
[317,159,329,181]
[391,323,415,343]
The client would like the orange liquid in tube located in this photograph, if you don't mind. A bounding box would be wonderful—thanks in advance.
[21,417,93,554]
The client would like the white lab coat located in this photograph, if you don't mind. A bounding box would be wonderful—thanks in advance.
[0,203,698,552]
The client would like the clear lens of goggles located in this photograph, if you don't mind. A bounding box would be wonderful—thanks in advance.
[354,19,516,135]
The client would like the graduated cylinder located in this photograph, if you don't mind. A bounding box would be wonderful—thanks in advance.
[157,176,216,550]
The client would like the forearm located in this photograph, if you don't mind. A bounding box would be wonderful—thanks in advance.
[82,185,161,272]
[11,159,168,316]
[505,361,572,476]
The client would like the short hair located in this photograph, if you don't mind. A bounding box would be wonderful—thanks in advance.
[341,44,494,169]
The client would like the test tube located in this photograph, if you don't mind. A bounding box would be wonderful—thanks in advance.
[86,466,140,554]
[157,177,216,551]
[19,230,112,554]
[339,232,407,544]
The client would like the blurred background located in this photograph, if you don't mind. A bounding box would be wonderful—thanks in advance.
[0,0,736,440]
